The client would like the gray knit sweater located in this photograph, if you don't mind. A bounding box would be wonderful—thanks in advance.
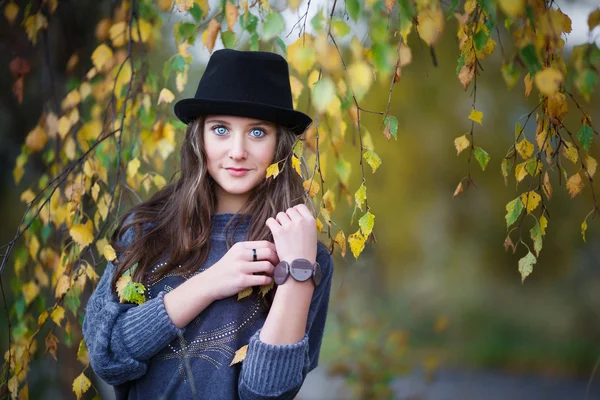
[82,213,334,399]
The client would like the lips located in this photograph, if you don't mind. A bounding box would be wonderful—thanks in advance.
[226,168,250,172]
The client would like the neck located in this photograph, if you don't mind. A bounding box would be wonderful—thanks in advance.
[215,185,251,214]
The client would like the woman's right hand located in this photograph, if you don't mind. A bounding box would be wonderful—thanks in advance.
[202,240,280,301]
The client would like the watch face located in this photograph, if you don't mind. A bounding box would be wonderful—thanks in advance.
[313,262,322,286]
[290,259,313,282]
[274,261,289,285]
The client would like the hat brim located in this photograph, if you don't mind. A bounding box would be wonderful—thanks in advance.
[174,98,313,135]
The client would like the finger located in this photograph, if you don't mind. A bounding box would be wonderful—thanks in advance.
[244,261,275,275]
[286,207,303,222]
[253,247,279,265]
[247,274,272,287]
[293,204,314,219]
[240,240,277,252]
[276,211,291,226]
[265,218,280,235]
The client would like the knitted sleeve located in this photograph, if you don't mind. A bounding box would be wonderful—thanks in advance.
[82,220,185,386]
[238,241,334,399]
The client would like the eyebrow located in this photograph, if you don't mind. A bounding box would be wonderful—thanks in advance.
[205,119,275,129]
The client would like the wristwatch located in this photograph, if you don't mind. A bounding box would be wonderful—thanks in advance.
[274,258,322,287]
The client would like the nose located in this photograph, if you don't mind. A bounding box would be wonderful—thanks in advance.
[229,133,247,160]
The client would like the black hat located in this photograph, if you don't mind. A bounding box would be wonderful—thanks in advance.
[174,49,313,135]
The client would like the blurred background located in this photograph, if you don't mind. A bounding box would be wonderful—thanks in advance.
[1,0,600,399]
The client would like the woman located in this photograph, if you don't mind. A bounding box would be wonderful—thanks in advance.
[82,49,334,399]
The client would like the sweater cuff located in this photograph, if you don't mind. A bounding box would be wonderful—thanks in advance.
[115,290,186,360]
[240,328,309,395]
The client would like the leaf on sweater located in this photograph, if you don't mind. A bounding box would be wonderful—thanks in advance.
[237,287,252,300]
[259,281,273,297]
[230,344,248,365]
[72,372,91,400]
[116,275,147,305]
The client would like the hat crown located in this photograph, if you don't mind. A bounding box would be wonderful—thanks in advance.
[194,49,293,109]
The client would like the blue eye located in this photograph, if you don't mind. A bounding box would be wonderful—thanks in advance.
[213,125,228,135]
[250,128,266,138]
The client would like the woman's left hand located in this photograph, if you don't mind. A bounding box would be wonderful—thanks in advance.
[265,204,317,264]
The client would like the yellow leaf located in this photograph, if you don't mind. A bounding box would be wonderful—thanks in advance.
[35,264,49,287]
[58,116,71,139]
[109,21,127,47]
[61,89,81,110]
[154,174,167,189]
[176,68,188,93]
[91,182,100,201]
[70,220,94,248]
[157,88,175,105]
[291,155,302,177]
[20,189,35,204]
[561,141,578,164]
[453,181,464,198]
[519,191,541,214]
[499,0,524,18]
[38,311,48,327]
[359,211,375,237]
[581,219,588,243]
[348,61,373,101]
[315,217,324,233]
[86,265,99,282]
[237,287,252,300]
[534,68,563,97]
[524,72,533,97]
[115,275,131,302]
[416,7,444,46]
[91,44,113,71]
[363,149,382,173]
[334,229,347,258]
[266,162,280,179]
[131,19,152,43]
[355,184,367,211]
[177,0,194,11]
[303,179,320,198]
[54,275,70,299]
[22,281,40,306]
[202,19,220,53]
[259,281,273,297]
[348,230,366,259]
[288,35,316,74]
[566,172,584,198]
[515,162,528,183]
[29,235,40,261]
[322,189,336,213]
[4,2,19,24]
[25,125,47,152]
[104,244,117,261]
[230,345,248,365]
[586,156,597,178]
[24,12,48,45]
[226,2,238,31]
[454,135,470,155]
[51,305,65,326]
[127,158,141,179]
[289,75,304,104]
[72,372,91,400]
[468,109,483,125]
[516,138,534,159]
[539,214,548,235]
[589,8,600,31]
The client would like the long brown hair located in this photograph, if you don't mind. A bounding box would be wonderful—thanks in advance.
[109,116,313,302]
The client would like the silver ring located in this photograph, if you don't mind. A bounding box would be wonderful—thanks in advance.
[252,248,257,262]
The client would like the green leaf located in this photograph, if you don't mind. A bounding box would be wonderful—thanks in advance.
[275,37,287,57]
[505,197,523,228]
[529,220,543,257]
[501,63,520,90]
[311,10,325,32]
[172,55,187,73]
[384,115,399,140]
[474,147,490,171]
[347,0,360,21]
[514,121,523,140]
[577,125,594,152]
[262,12,285,41]
[178,22,197,44]
[122,281,146,305]
[518,251,536,283]
[447,0,460,19]
[456,53,465,75]
[65,286,81,316]
[501,158,513,186]
[355,184,367,211]
[372,43,395,75]
[335,157,352,186]
[520,44,541,75]
[358,212,375,237]
[311,77,336,113]
[250,32,259,51]
[473,29,489,52]
[190,3,203,22]
[332,20,350,37]
[576,69,598,101]
[221,31,237,48]
[240,12,258,34]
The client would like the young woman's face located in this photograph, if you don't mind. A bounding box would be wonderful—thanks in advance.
[203,115,277,210]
